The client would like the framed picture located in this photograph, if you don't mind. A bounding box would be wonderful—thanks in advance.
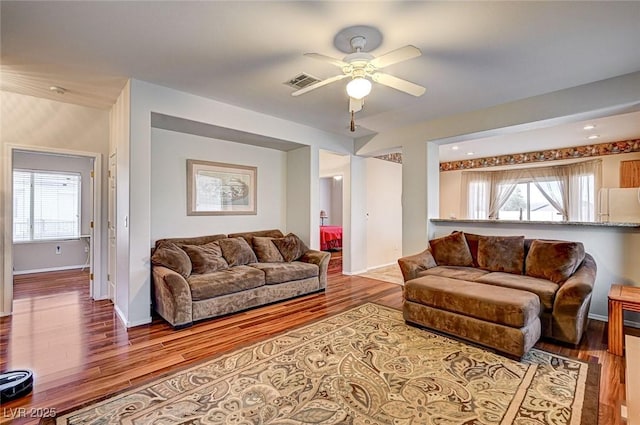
[187,160,257,215]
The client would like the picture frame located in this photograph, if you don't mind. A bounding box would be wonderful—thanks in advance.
[187,159,257,215]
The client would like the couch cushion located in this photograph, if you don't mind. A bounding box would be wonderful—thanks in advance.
[249,262,318,285]
[405,275,540,328]
[429,232,473,267]
[187,265,265,300]
[155,234,227,249]
[218,237,258,266]
[477,235,525,275]
[525,240,586,284]
[151,242,192,278]
[252,237,284,263]
[476,272,559,311]
[418,266,490,281]
[273,233,309,262]
[228,229,285,245]
[181,241,229,274]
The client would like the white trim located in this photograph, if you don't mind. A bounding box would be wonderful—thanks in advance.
[3,143,104,316]
[365,261,398,271]
[13,265,88,275]
[589,313,640,328]
[114,304,151,328]
[343,269,368,276]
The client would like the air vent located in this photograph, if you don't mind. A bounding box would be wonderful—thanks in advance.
[285,73,321,89]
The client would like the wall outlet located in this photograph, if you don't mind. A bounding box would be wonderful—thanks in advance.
[56,245,61,254]
[84,246,89,253]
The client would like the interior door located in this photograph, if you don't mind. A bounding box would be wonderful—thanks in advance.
[108,152,117,302]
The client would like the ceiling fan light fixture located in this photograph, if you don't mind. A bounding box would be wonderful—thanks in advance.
[346,77,372,100]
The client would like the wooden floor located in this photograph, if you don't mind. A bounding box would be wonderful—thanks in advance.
[0,268,635,425]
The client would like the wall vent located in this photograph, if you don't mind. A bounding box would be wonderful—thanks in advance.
[285,73,321,90]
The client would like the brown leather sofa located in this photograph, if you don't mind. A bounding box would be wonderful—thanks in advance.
[151,229,330,328]
[398,232,596,357]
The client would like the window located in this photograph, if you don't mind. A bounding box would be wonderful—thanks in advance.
[461,159,601,222]
[13,170,81,242]
[498,182,563,222]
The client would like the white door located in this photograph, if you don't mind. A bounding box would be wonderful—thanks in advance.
[108,152,117,302]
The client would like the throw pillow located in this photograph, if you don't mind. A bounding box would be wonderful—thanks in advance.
[252,237,284,263]
[477,235,525,275]
[151,242,192,278]
[452,231,482,267]
[218,237,258,267]
[181,242,229,274]
[525,240,585,284]
[273,233,309,262]
[429,232,473,267]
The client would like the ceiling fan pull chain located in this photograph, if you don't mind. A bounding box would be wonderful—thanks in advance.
[350,110,356,132]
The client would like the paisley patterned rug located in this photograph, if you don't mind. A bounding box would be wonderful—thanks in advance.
[51,303,599,425]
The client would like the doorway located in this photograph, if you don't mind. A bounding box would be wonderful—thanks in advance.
[3,144,103,314]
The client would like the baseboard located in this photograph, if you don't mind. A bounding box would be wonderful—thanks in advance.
[114,305,128,328]
[589,313,640,328]
[13,265,87,275]
[366,261,398,271]
[343,269,368,276]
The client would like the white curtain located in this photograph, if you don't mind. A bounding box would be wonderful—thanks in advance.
[461,171,491,219]
[566,159,602,222]
[488,169,526,219]
[528,167,569,220]
[460,159,601,222]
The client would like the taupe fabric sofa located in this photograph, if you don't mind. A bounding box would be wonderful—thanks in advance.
[398,232,596,357]
[151,229,330,328]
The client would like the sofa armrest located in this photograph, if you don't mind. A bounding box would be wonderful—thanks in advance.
[300,249,331,289]
[397,249,437,282]
[152,266,193,327]
[551,253,597,344]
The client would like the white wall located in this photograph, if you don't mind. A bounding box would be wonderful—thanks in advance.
[1,91,109,314]
[440,151,640,219]
[365,157,402,269]
[319,177,343,227]
[431,220,640,326]
[151,128,286,240]
[13,151,93,272]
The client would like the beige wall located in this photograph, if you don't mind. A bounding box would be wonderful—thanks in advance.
[440,151,640,219]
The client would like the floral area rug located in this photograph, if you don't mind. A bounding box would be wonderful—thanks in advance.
[51,303,599,425]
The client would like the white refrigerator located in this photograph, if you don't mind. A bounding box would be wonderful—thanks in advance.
[598,188,640,223]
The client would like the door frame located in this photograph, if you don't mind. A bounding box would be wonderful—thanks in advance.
[3,143,103,315]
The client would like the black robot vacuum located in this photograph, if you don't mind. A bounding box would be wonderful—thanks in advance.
[0,370,34,402]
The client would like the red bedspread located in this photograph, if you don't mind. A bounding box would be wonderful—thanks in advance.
[320,225,342,251]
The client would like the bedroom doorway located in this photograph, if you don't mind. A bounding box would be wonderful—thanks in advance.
[319,150,350,274]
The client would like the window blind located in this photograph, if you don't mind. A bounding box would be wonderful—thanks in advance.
[13,170,81,242]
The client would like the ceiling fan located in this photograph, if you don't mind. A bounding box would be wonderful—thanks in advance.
[291,28,426,116]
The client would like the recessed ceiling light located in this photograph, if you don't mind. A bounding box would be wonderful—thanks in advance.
[466,152,474,156]
[451,146,459,150]
[49,85,67,94]
[583,124,596,130]
[587,134,600,140]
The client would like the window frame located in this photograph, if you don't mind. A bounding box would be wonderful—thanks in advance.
[496,177,563,222]
[13,168,82,244]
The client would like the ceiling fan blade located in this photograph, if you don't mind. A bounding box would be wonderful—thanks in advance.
[369,45,421,69]
[349,97,363,113]
[304,53,349,68]
[372,72,426,97]
[291,74,348,96]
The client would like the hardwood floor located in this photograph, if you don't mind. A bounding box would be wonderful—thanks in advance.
[0,268,635,425]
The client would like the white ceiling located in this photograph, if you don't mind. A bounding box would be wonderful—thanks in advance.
[2,1,640,148]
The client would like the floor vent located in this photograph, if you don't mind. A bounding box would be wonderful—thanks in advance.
[285,73,321,90]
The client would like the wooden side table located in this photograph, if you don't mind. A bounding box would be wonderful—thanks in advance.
[608,284,640,356]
